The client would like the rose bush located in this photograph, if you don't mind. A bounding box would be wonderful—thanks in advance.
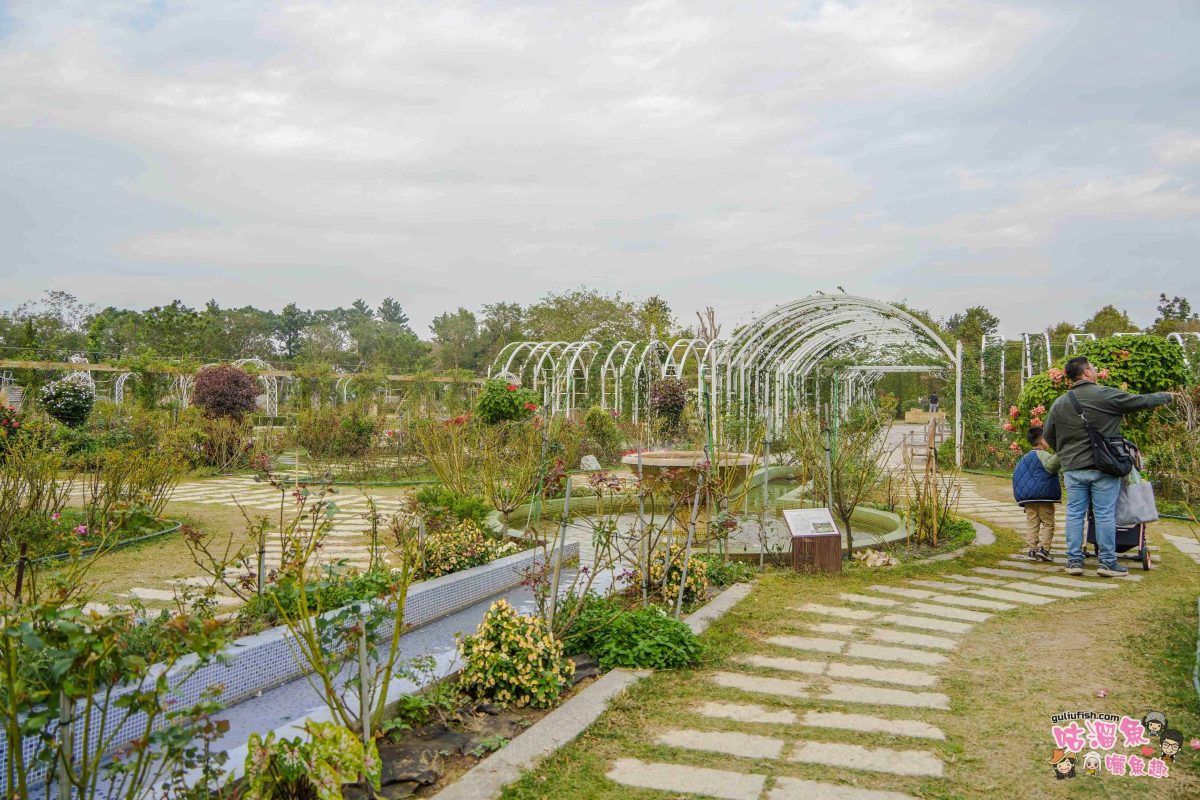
[39,373,95,428]
[475,378,539,424]
[192,364,260,420]
[1008,335,1187,452]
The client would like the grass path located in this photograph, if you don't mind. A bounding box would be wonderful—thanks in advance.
[501,475,1200,799]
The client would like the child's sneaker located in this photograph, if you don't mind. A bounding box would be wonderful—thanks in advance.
[1026,548,1038,561]
[1036,547,1054,563]
[1097,564,1129,578]
[1065,561,1084,575]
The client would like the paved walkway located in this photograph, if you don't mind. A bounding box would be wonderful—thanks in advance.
[87,475,408,614]
[601,477,1148,799]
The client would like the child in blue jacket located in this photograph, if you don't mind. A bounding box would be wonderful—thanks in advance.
[1012,426,1061,562]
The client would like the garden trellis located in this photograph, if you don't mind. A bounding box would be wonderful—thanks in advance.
[490,294,965,466]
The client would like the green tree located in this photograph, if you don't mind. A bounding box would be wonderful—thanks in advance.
[275,303,313,360]
[430,308,482,371]
[1082,304,1137,338]
[1150,293,1200,336]
[943,306,999,345]
[377,297,409,325]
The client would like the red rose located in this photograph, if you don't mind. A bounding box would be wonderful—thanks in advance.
[506,383,518,392]
[523,402,538,411]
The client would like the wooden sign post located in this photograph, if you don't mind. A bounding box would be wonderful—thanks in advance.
[784,508,842,573]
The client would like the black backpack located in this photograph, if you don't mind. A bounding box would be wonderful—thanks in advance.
[1066,390,1135,478]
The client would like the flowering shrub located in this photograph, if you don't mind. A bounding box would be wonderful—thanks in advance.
[243,720,379,800]
[0,405,22,449]
[419,519,517,579]
[636,544,709,606]
[1009,335,1188,451]
[193,364,260,420]
[39,373,95,427]
[457,599,573,708]
[475,378,539,424]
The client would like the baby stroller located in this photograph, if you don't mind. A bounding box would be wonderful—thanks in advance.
[1085,509,1151,571]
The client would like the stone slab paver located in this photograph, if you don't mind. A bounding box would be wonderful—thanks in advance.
[925,593,1015,611]
[825,662,939,688]
[737,654,828,676]
[867,585,937,600]
[838,593,901,607]
[606,758,764,800]
[768,776,917,799]
[821,683,950,710]
[811,622,860,636]
[1163,533,1200,564]
[797,604,880,621]
[800,711,944,741]
[845,642,948,666]
[940,575,1010,587]
[788,740,943,777]
[767,635,846,654]
[657,728,784,760]
[905,602,992,622]
[974,567,1044,579]
[1000,581,1091,599]
[713,671,810,699]
[907,580,970,592]
[1039,576,1118,590]
[868,628,957,651]
[964,587,1055,606]
[876,613,973,634]
[694,701,798,726]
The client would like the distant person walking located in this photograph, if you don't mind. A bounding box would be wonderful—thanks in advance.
[1042,356,1174,577]
[928,392,939,414]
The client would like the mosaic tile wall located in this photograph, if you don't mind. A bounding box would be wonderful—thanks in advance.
[4,542,578,794]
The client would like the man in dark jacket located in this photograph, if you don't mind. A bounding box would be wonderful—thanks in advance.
[1043,356,1174,577]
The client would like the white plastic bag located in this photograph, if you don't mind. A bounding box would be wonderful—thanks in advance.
[1116,468,1158,526]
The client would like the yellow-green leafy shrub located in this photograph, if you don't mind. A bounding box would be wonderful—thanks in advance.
[638,544,709,605]
[457,599,573,708]
[419,520,516,579]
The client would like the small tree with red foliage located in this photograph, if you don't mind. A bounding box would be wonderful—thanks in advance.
[193,364,260,420]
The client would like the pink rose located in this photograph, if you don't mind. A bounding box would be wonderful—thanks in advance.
[1030,417,1043,427]
[1097,368,1110,379]
[73,525,88,537]
[1009,405,1020,419]
[1009,441,1021,451]
[1032,405,1046,415]
[1002,422,1015,432]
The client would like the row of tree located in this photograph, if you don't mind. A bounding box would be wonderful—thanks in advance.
[0,288,675,375]
[1,289,1193,377]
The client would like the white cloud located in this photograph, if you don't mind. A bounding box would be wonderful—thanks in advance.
[0,0,1197,336]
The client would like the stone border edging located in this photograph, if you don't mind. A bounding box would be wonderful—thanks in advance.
[926,520,994,562]
[431,581,754,800]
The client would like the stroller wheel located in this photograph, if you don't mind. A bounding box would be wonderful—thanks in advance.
[1140,546,1151,571]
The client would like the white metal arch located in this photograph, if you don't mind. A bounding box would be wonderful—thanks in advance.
[234,358,279,415]
[114,372,136,405]
[1064,332,1096,356]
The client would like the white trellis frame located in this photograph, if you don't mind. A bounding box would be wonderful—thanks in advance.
[113,372,136,405]
[1064,331,1096,357]
[1167,331,1200,369]
[487,296,962,464]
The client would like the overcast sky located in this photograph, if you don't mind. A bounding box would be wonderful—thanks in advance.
[2,0,1199,336]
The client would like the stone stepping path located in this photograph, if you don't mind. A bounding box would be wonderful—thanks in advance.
[602,502,1152,799]
[110,475,408,610]
[1163,533,1200,564]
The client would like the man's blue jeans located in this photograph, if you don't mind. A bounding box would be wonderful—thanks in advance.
[1064,469,1122,568]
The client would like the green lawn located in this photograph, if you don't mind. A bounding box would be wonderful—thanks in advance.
[500,510,1200,799]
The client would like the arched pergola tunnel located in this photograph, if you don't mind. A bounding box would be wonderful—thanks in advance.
[489,294,966,467]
